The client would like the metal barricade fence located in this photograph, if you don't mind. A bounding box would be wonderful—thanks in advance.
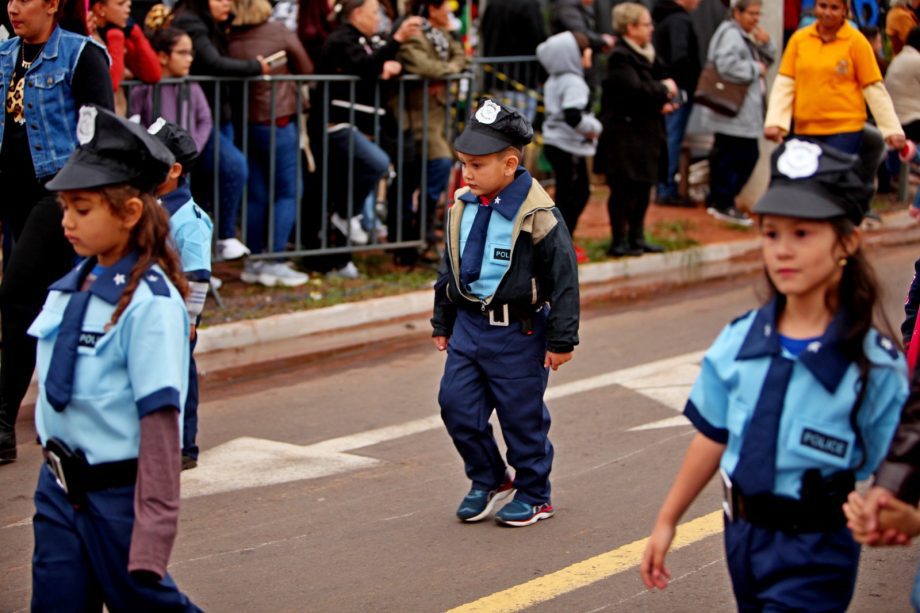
[122,56,541,264]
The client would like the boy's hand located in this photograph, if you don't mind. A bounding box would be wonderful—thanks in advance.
[544,351,572,371]
[433,336,448,351]
[189,324,197,342]
[640,521,675,590]
[845,488,915,546]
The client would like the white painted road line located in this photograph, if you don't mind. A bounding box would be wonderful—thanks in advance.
[181,351,705,499]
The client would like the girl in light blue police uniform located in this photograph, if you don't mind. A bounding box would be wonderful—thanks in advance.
[640,138,910,611]
[29,105,199,611]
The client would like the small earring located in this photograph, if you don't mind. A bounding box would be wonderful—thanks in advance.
[838,257,848,267]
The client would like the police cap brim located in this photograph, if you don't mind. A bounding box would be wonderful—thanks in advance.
[454,124,520,156]
[46,149,145,192]
[752,183,846,221]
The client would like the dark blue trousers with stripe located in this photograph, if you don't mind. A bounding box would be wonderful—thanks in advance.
[32,466,199,612]
[438,307,553,505]
[724,516,860,612]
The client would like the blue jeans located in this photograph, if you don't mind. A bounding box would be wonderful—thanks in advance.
[328,127,390,220]
[801,131,863,155]
[200,122,248,240]
[246,122,300,254]
[426,157,453,204]
[657,102,693,199]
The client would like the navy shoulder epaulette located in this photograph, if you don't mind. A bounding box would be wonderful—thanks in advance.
[141,268,171,297]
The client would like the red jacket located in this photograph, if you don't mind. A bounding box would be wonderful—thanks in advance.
[103,22,161,91]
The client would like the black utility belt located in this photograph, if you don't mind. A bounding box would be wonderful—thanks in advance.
[44,437,137,508]
[458,301,544,328]
[722,469,852,534]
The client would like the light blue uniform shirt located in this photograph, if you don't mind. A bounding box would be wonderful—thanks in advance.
[29,253,190,465]
[161,179,212,282]
[458,169,532,299]
[685,299,908,500]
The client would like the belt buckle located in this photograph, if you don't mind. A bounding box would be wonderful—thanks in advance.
[46,450,69,494]
[488,304,510,327]
[720,468,733,522]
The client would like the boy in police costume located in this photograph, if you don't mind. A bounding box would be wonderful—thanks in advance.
[149,118,213,470]
[432,99,580,527]
[29,106,199,610]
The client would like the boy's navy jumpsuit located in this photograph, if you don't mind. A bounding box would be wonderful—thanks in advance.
[432,168,580,506]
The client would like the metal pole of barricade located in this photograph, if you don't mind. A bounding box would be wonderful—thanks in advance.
[267,79,277,258]
[420,77,429,246]
[240,78,250,247]
[346,80,356,246]
[900,157,911,204]
[321,80,330,248]
[294,79,303,251]
[212,82,221,253]
[396,78,405,244]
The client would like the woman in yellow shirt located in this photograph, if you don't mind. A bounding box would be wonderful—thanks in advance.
[764,0,904,154]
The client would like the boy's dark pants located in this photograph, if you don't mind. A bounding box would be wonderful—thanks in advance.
[438,307,554,505]
[183,335,199,460]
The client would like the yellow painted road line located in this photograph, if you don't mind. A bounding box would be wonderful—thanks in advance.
[447,510,723,613]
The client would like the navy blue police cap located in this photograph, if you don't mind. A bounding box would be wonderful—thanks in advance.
[753,138,873,225]
[454,98,533,155]
[147,117,199,172]
[46,105,175,193]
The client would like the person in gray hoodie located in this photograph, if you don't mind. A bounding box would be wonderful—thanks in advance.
[537,31,602,260]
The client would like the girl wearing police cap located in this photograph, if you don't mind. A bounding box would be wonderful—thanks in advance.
[29,105,199,611]
[640,138,909,610]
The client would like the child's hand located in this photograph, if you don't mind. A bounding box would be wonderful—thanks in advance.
[845,488,916,546]
[433,336,448,351]
[189,324,197,342]
[640,522,675,590]
[544,351,572,371]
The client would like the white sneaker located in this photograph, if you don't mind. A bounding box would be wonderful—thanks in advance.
[330,213,369,245]
[241,261,309,287]
[327,261,360,280]
[217,238,251,260]
[210,276,223,291]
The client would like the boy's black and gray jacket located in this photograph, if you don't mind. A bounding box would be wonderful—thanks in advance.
[430,180,580,353]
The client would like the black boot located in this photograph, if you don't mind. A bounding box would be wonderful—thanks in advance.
[0,426,16,463]
[632,239,664,254]
[607,241,642,257]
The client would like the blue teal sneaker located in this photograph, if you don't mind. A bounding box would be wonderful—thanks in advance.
[456,478,515,522]
[495,499,555,527]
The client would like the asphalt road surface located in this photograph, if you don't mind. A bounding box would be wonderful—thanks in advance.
[2,243,920,612]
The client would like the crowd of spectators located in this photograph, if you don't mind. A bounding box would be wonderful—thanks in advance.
[0,0,918,279]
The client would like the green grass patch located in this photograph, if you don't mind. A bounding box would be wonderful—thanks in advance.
[646,219,700,251]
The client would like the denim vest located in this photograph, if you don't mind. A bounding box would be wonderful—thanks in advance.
[0,27,107,179]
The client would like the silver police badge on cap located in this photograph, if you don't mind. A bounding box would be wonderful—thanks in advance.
[147,117,167,135]
[76,106,98,145]
[776,139,822,179]
[475,100,501,125]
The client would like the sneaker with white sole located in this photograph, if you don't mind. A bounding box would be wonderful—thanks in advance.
[456,477,515,522]
[216,237,251,260]
[707,206,753,227]
[241,261,309,287]
[495,499,555,527]
[330,213,369,245]
[327,261,360,280]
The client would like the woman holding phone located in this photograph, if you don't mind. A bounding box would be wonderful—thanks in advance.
[228,0,314,286]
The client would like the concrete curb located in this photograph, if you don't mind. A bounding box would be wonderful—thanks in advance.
[196,210,920,360]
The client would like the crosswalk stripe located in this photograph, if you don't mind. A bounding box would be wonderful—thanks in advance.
[446,510,723,613]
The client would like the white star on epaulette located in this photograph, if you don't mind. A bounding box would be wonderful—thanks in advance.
[114,274,126,285]
[764,324,772,337]
[806,341,822,353]
[494,196,501,204]
[881,337,893,351]
[147,274,159,282]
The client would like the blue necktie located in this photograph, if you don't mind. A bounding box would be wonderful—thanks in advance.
[460,202,493,288]
[45,291,92,412]
[731,356,795,496]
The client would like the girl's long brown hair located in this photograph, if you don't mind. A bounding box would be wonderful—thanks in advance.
[100,185,188,326]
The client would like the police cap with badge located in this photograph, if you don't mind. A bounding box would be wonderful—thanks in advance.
[46,105,175,193]
[454,98,534,155]
[146,117,199,173]
[753,138,874,225]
